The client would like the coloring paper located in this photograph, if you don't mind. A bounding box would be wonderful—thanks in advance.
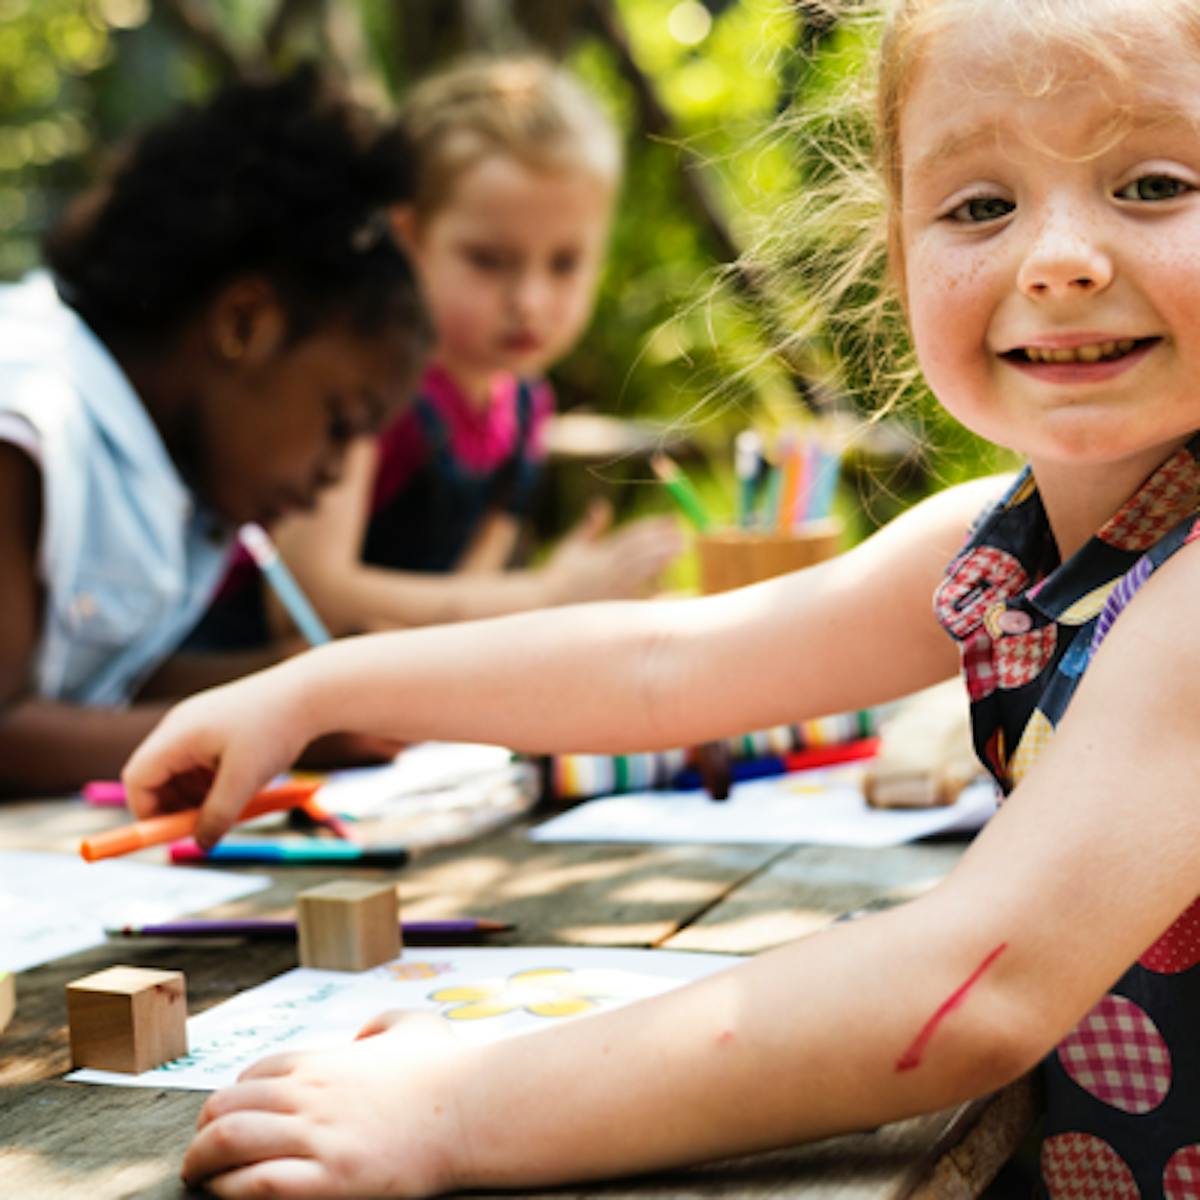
[68,945,739,1091]
[0,851,269,972]
[530,767,997,847]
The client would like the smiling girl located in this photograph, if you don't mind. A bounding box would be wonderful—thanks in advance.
[127,2,1200,1196]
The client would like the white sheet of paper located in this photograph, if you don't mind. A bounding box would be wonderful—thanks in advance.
[315,742,515,818]
[530,768,998,847]
[0,851,269,972]
[68,945,738,1091]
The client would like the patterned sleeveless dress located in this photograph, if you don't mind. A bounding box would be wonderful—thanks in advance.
[933,441,1200,1199]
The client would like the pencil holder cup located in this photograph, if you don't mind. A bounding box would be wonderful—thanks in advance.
[696,519,843,594]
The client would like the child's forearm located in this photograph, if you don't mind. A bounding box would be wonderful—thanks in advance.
[290,598,703,754]
[296,561,557,633]
[449,905,1041,1191]
[0,698,168,796]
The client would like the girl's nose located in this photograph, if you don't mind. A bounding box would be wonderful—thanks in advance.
[1017,212,1114,299]
[511,271,551,319]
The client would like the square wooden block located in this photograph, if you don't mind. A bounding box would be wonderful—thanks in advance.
[67,965,187,1073]
[0,971,14,1034]
[297,880,400,971]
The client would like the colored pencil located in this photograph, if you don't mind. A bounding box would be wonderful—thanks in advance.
[651,453,712,532]
[238,522,331,646]
[105,918,511,940]
[734,430,762,528]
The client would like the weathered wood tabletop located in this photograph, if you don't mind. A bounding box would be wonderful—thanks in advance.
[0,793,1033,1200]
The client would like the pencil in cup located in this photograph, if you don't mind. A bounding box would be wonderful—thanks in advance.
[695,519,843,594]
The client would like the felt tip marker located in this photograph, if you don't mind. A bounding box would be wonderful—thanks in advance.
[169,840,409,867]
[79,780,320,862]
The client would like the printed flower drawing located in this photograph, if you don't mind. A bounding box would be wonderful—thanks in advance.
[430,967,617,1021]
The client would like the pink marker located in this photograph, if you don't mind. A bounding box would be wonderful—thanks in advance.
[82,780,127,807]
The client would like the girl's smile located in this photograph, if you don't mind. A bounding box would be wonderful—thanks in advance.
[898,12,1200,538]
[999,335,1160,385]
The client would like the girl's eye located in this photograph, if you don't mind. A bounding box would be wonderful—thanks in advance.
[326,400,354,444]
[947,196,1014,223]
[550,251,580,276]
[466,248,507,271]
[1115,174,1192,202]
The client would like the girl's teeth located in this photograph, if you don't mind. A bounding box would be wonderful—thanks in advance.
[1025,339,1139,364]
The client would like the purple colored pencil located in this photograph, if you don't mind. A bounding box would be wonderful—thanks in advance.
[106,918,511,939]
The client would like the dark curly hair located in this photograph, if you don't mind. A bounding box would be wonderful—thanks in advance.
[43,66,430,350]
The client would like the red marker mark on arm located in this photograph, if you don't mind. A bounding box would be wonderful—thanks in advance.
[895,942,1008,1073]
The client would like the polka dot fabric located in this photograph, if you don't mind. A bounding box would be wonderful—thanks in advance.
[1140,898,1200,975]
[935,443,1200,1198]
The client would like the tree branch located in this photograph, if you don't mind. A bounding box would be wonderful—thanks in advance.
[582,0,836,414]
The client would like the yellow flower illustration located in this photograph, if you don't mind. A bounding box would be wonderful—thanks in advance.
[431,967,614,1021]
[386,961,454,982]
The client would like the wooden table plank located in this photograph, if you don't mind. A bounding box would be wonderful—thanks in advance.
[663,842,964,954]
[0,797,1034,1198]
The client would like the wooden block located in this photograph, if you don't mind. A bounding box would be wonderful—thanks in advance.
[66,966,187,1073]
[0,971,13,1034]
[297,880,401,971]
[865,680,983,809]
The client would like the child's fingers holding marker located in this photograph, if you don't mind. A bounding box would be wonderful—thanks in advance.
[123,673,308,842]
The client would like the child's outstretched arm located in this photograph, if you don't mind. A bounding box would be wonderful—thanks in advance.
[268,440,681,633]
[180,534,1200,1198]
[124,475,1002,844]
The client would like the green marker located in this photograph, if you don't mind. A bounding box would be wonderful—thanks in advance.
[651,454,712,532]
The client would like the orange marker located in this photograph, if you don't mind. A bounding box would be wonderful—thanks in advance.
[79,779,320,863]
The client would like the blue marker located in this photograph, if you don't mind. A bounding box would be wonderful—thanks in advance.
[238,522,330,646]
[171,840,409,867]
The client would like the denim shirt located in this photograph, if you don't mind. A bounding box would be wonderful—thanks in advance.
[0,273,231,705]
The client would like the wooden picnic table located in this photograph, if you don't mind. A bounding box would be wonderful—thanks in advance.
[0,792,1034,1199]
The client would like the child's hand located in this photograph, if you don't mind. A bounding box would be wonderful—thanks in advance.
[543,499,683,604]
[183,1012,468,1198]
[122,666,313,847]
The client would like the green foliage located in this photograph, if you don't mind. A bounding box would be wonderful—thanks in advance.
[0,0,1009,551]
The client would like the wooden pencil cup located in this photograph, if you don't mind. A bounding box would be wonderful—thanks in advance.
[691,519,842,799]
[696,518,843,593]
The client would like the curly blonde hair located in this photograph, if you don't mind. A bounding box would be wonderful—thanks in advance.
[749,0,1200,428]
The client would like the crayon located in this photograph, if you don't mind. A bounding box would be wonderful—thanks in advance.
[169,840,409,867]
[238,522,330,646]
[651,454,712,532]
[105,918,510,940]
[79,779,319,862]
